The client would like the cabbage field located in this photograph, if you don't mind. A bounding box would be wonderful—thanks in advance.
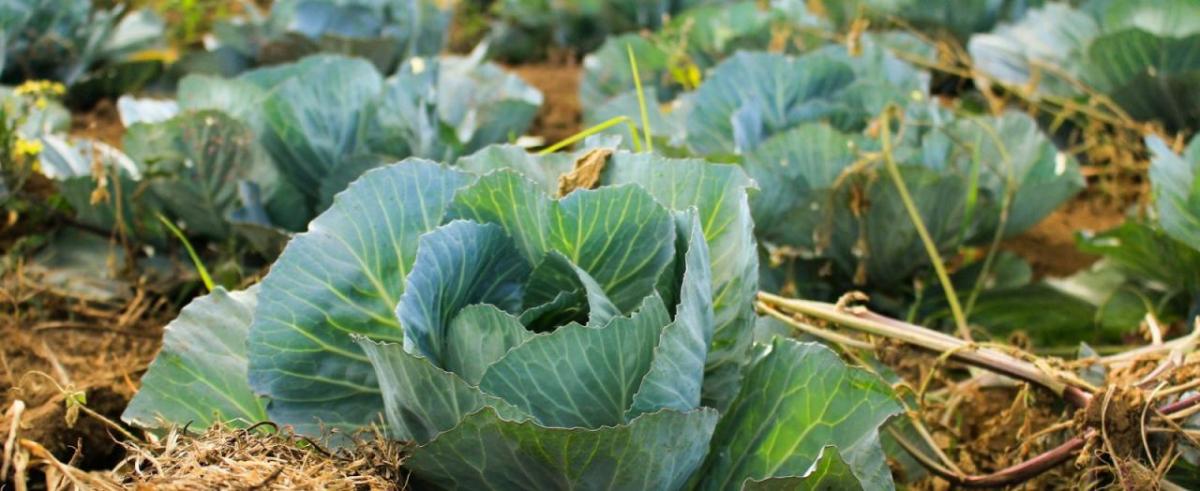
[3,0,1200,489]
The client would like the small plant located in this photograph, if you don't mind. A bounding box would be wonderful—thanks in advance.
[597,42,1083,329]
[819,0,1044,40]
[488,0,731,62]
[1,81,65,207]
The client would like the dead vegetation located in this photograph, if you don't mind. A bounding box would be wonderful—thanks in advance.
[0,232,409,489]
[4,422,406,490]
[759,292,1200,489]
[108,423,406,490]
[1,257,170,476]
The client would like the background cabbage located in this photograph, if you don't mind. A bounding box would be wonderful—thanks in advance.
[181,0,450,76]
[820,0,1049,40]
[1,0,166,105]
[579,1,824,114]
[97,53,541,247]
[970,0,1200,133]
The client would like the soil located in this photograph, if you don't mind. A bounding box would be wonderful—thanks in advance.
[507,62,583,146]
[69,99,124,149]
[0,266,172,479]
[1001,194,1128,278]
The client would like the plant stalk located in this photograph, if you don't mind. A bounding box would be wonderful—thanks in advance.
[626,44,653,153]
[879,106,972,341]
[757,291,1091,406]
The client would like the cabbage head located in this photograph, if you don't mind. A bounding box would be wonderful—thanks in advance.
[125,147,903,490]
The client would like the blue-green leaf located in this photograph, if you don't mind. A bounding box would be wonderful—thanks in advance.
[247,160,471,435]
[177,74,268,131]
[397,220,532,363]
[698,340,902,491]
[601,153,759,411]
[682,51,855,155]
[357,337,528,443]
[1148,135,1200,251]
[550,185,676,312]
[437,55,543,153]
[405,406,718,490]
[741,447,863,490]
[257,55,382,208]
[123,287,267,430]
[454,145,574,192]
[967,4,1098,99]
[524,251,621,327]
[827,165,968,289]
[743,123,859,251]
[123,110,273,240]
[450,170,677,315]
[478,296,670,428]
[447,170,553,263]
[443,305,535,385]
[938,111,1084,239]
[628,212,713,417]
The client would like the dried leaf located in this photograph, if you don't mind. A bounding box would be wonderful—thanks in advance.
[557,148,612,197]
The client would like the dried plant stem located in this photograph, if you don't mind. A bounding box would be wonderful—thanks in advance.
[1156,378,1200,399]
[761,290,1200,487]
[755,300,873,350]
[1161,393,1200,419]
[890,424,1093,488]
[757,291,1091,406]
[2,400,24,478]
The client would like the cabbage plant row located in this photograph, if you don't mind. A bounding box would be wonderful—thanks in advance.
[574,0,1200,341]
[36,53,540,252]
[185,0,450,76]
[587,32,1085,323]
[1,0,166,105]
[88,1,1200,489]
[970,0,1200,133]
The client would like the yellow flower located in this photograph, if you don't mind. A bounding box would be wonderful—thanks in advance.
[14,80,66,98]
[14,138,43,157]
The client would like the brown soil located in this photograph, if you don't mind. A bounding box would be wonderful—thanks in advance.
[507,62,582,146]
[1002,195,1127,278]
[1,264,172,482]
[69,99,124,148]
[1077,387,1146,462]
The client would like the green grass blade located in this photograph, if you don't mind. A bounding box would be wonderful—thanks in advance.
[537,116,641,155]
[627,43,653,153]
[156,212,214,292]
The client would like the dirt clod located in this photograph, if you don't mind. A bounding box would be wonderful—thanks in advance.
[1078,386,1147,461]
